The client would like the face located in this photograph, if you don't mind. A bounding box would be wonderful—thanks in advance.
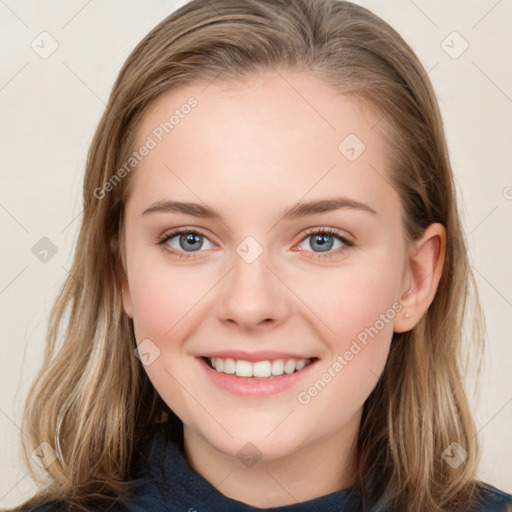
[120,69,410,462]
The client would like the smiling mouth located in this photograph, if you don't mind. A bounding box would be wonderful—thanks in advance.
[202,356,318,379]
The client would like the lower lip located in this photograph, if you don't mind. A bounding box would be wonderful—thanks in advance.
[196,357,319,397]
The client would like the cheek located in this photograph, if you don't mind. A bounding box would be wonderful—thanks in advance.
[298,260,401,343]
[130,277,172,340]
[128,262,191,339]
[297,272,398,430]
[298,252,401,402]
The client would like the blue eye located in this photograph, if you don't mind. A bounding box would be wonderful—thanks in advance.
[303,232,337,252]
[159,229,215,255]
[158,227,354,259]
[298,229,354,257]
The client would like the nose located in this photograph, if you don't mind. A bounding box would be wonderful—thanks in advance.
[215,248,290,331]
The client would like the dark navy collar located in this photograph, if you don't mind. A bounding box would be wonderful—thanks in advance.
[127,423,511,512]
[129,424,360,511]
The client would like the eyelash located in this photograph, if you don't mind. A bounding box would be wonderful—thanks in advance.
[157,227,355,259]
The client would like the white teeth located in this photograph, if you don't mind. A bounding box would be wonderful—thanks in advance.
[295,359,306,371]
[253,360,272,378]
[271,359,284,376]
[209,357,312,378]
[223,358,236,374]
[235,360,253,377]
[284,359,296,374]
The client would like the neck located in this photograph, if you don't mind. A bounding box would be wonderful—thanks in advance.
[182,411,361,508]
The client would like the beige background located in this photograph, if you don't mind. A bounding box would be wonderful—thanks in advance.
[1,0,511,508]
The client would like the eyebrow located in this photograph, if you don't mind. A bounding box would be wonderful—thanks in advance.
[141,197,377,220]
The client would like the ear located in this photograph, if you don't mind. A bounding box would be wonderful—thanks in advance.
[393,223,446,333]
[110,238,133,319]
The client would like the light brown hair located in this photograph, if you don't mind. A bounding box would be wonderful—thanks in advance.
[13,1,485,510]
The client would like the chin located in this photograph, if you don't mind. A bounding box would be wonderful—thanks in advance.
[200,425,308,462]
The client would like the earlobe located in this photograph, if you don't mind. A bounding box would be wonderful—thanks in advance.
[393,223,446,333]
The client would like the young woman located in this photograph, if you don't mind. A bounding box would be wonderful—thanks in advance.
[11,0,512,511]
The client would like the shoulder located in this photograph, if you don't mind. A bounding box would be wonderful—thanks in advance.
[472,482,512,511]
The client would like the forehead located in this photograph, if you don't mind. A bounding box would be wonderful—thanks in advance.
[128,69,399,221]
[138,69,384,152]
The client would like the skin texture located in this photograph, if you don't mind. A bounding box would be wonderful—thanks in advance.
[119,69,446,507]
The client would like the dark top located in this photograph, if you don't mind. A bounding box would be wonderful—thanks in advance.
[18,425,512,511]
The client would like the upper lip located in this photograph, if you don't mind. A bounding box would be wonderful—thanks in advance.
[197,350,317,362]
